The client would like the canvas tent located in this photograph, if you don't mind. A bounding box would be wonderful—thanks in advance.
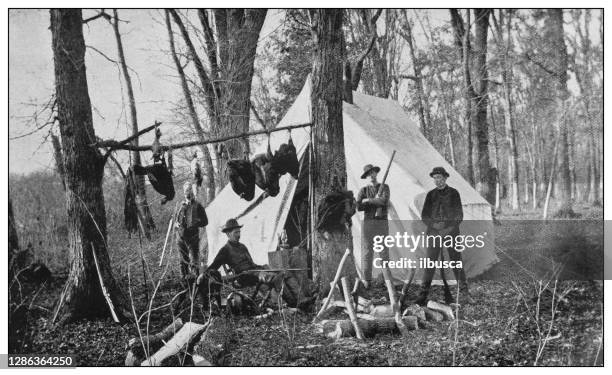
[205,79,498,283]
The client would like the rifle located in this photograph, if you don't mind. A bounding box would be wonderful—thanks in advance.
[375,150,396,217]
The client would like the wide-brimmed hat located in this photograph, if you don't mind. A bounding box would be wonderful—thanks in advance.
[221,218,243,233]
[429,166,449,178]
[360,164,381,179]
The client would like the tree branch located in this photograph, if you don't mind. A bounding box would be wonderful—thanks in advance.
[82,10,111,24]
[93,122,313,152]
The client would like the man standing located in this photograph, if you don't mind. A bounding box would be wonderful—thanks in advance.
[416,167,472,305]
[357,163,390,287]
[176,181,208,281]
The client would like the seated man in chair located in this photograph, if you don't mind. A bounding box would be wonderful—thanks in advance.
[199,218,274,289]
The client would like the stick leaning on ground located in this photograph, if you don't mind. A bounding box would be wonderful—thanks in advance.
[312,248,351,323]
[159,202,180,267]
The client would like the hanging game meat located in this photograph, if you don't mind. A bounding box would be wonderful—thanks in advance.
[133,163,175,204]
[227,159,256,201]
[252,152,280,197]
[317,189,356,232]
[271,137,299,178]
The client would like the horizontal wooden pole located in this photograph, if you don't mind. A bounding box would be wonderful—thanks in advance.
[93,122,313,152]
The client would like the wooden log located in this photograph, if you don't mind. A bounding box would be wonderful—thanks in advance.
[427,300,455,320]
[312,248,351,323]
[125,350,141,366]
[370,304,395,318]
[341,277,364,339]
[422,307,444,322]
[128,318,184,358]
[192,317,236,366]
[191,354,212,366]
[141,322,207,366]
[403,304,426,321]
[321,316,418,339]
[381,268,408,337]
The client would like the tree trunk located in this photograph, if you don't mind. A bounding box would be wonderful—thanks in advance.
[50,9,128,324]
[310,9,356,289]
[165,10,216,204]
[8,197,20,266]
[400,11,431,140]
[450,9,475,186]
[472,9,495,205]
[214,9,267,184]
[170,9,267,188]
[111,9,155,234]
[547,9,574,217]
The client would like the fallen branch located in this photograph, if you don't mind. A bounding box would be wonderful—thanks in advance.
[91,243,119,323]
[127,318,184,358]
[141,322,208,366]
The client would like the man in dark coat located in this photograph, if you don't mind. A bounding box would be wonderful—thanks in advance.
[205,218,271,288]
[176,182,208,280]
[357,163,390,287]
[416,167,472,305]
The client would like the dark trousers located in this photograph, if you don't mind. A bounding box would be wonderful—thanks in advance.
[178,233,200,279]
[420,244,467,288]
[419,230,468,301]
[362,219,389,283]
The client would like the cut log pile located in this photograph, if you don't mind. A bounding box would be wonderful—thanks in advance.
[311,249,456,340]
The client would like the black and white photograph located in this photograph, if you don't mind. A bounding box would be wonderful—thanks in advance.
[4,4,607,369]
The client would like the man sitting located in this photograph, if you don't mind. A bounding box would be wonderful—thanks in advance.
[200,218,272,288]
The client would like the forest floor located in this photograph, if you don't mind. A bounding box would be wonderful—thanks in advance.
[9,203,604,366]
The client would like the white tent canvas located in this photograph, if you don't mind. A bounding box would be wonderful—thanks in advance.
[205,78,498,282]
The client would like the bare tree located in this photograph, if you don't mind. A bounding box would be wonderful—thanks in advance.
[450,9,475,186]
[309,9,356,288]
[110,9,156,235]
[492,9,521,210]
[546,9,574,216]
[50,9,128,323]
[169,9,267,189]
[398,10,432,140]
[164,10,215,204]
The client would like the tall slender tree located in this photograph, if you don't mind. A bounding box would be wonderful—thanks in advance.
[546,9,574,216]
[110,9,156,235]
[50,9,128,323]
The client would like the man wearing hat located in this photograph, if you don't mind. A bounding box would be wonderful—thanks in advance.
[176,181,208,280]
[357,163,390,287]
[205,218,268,287]
[416,166,472,305]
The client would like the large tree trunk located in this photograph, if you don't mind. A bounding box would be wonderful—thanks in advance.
[309,9,356,289]
[170,9,267,189]
[547,9,574,217]
[471,9,495,205]
[111,10,155,235]
[215,9,267,181]
[50,9,128,323]
[165,10,216,204]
